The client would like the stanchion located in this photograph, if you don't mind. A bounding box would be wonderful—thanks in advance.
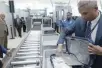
[10,25,15,39]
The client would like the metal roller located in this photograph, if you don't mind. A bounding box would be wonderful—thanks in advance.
[17,52,40,55]
[21,44,39,47]
[17,51,39,53]
[26,39,40,42]
[24,42,40,43]
[21,45,40,47]
[25,40,40,42]
[24,42,40,44]
[14,56,40,59]
[19,49,39,52]
[22,43,39,45]
[11,60,39,65]
[13,66,40,68]
[23,42,40,44]
[16,54,40,57]
[25,40,39,41]
[20,48,39,50]
[20,46,40,49]
[19,49,40,52]
[21,45,39,47]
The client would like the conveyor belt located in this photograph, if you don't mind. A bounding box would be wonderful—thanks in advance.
[9,31,41,68]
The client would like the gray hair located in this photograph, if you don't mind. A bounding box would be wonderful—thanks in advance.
[78,0,98,9]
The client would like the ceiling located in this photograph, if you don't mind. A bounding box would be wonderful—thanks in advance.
[1,0,79,7]
[1,0,102,12]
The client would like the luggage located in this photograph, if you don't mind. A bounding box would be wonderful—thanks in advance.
[65,37,90,67]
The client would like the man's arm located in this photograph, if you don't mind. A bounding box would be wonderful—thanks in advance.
[0,45,7,54]
[57,20,75,44]
[57,20,76,53]
[57,29,66,45]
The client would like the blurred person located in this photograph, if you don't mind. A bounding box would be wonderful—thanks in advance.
[57,12,75,52]
[0,14,9,49]
[0,44,11,68]
[21,17,26,32]
[14,15,23,37]
[55,20,62,33]
[0,14,7,58]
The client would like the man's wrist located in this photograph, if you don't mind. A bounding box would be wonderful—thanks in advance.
[58,44,63,49]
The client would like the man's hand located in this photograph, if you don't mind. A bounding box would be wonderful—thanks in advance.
[88,44,102,55]
[64,28,69,34]
[6,50,12,57]
[57,44,63,53]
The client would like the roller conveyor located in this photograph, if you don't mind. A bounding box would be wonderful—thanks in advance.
[3,31,42,68]
[3,18,58,68]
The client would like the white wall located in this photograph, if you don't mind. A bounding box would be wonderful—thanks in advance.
[14,9,29,18]
[0,2,13,38]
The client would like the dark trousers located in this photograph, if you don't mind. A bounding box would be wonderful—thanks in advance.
[4,33,8,49]
[91,55,102,68]
[72,66,82,68]
[23,25,26,32]
[17,28,22,37]
[0,60,3,68]
[55,23,59,33]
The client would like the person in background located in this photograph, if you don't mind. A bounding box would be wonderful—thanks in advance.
[14,15,23,38]
[0,14,7,58]
[57,12,75,51]
[21,17,26,32]
[0,14,9,49]
[55,20,62,33]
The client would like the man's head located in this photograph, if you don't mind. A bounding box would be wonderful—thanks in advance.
[66,12,72,20]
[0,13,5,20]
[78,0,98,21]
[21,17,24,19]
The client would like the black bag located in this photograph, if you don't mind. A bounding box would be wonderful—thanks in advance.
[65,37,90,66]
